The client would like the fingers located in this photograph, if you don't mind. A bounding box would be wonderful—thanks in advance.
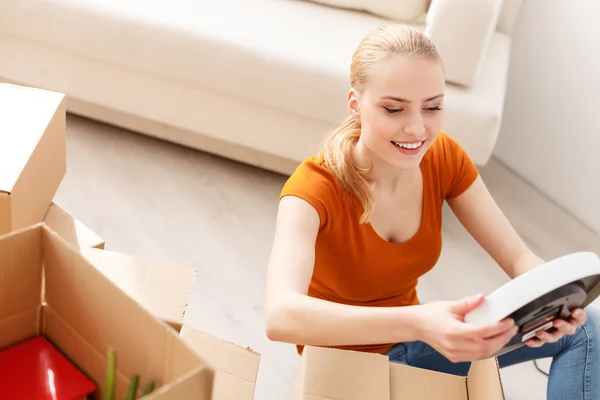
[535,328,563,343]
[450,294,485,316]
[460,318,516,340]
[448,323,518,361]
[570,308,587,325]
[554,319,578,336]
[526,309,587,347]
[525,338,545,348]
[482,323,519,350]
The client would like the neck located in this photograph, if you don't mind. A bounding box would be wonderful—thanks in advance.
[352,138,418,193]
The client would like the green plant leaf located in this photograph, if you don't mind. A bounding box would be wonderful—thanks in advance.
[125,374,139,400]
[103,347,116,400]
[142,380,155,396]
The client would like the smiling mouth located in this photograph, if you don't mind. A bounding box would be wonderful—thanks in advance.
[391,140,425,149]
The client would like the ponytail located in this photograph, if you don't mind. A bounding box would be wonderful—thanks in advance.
[321,116,374,224]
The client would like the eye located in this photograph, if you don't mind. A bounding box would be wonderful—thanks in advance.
[383,107,402,114]
[425,106,442,112]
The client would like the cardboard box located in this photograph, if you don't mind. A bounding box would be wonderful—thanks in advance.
[0,223,214,399]
[180,325,260,400]
[43,202,106,250]
[81,247,197,332]
[0,83,66,236]
[292,346,505,400]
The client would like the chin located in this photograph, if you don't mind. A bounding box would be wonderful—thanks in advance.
[388,157,424,170]
[385,144,430,170]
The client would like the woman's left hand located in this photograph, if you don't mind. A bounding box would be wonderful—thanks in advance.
[525,308,587,348]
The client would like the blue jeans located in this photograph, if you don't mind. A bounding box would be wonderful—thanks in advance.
[385,305,600,400]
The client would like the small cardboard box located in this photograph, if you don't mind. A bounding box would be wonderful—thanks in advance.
[180,325,260,400]
[0,223,214,399]
[0,83,66,236]
[81,247,197,332]
[43,202,106,250]
[292,346,505,400]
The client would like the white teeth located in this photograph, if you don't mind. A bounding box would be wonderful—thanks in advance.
[392,141,424,149]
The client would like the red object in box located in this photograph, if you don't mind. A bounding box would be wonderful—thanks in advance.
[0,335,97,399]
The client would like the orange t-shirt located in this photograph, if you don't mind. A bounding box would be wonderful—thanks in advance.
[279,132,480,355]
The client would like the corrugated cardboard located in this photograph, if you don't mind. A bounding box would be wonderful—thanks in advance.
[0,223,214,399]
[180,325,260,400]
[81,247,197,332]
[0,83,66,236]
[43,202,106,249]
[292,346,505,400]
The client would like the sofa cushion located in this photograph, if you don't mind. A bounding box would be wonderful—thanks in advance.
[305,0,429,22]
[425,0,503,88]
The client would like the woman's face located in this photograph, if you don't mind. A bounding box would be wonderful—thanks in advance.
[349,54,445,170]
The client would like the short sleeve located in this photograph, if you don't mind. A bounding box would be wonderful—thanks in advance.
[279,156,340,231]
[436,133,480,199]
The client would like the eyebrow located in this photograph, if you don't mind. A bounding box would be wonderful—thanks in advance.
[380,93,445,103]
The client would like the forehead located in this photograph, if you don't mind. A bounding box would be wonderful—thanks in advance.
[364,55,445,99]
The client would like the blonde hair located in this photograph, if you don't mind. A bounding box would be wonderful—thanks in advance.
[321,25,441,224]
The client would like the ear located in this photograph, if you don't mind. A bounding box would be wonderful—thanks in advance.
[347,88,361,124]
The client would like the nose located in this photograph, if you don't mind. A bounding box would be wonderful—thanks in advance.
[403,112,424,137]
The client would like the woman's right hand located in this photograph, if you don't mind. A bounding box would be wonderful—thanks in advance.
[417,294,518,363]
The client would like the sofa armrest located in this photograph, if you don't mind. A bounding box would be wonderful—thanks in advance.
[424,0,503,88]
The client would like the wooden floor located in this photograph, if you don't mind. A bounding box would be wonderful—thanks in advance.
[55,115,600,400]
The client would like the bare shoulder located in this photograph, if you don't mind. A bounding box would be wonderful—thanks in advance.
[275,195,321,244]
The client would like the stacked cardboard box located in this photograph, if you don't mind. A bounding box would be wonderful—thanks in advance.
[0,83,260,399]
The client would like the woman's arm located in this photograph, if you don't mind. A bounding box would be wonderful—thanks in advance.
[446,175,587,347]
[264,195,424,347]
[446,175,545,278]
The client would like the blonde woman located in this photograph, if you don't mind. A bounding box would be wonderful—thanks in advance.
[265,25,598,398]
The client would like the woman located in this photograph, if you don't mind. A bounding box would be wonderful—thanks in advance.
[265,25,598,399]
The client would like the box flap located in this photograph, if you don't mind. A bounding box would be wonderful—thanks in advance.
[0,225,44,349]
[467,358,505,400]
[292,346,390,400]
[0,83,66,233]
[0,193,10,235]
[43,202,105,250]
[180,325,260,400]
[81,248,197,331]
[40,224,212,399]
[0,83,65,193]
[389,362,467,400]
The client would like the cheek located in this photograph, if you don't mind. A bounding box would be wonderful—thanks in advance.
[426,110,444,129]
[362,110,397,140]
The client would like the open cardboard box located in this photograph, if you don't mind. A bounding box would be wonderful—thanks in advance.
[43,202,106,250]
[0,83,66,236]
[81,247,197,333]
[41,202,194,332]
[0,223,214,399]
[292,345,505,400]
[180,325,261,400]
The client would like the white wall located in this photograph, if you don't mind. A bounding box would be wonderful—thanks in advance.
[494,0,600,234]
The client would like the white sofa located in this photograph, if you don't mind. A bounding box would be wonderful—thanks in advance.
[0,0,522,175]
